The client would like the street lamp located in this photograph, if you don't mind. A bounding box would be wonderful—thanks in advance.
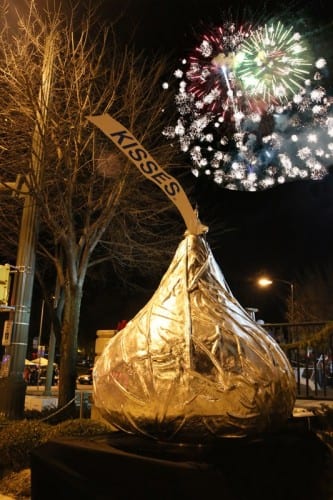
[257,276,295,324]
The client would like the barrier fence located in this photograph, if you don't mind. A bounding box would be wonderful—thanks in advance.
[262,321,333,399]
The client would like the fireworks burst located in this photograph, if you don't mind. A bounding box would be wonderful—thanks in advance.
[235,21,312,104]
[163,19,333,191]
[180,22,253,119]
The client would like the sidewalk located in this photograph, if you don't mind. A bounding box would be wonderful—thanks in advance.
[24,384,333,419]
[295,398,333,409]
[293,397,333,418]
[25,385,92,412]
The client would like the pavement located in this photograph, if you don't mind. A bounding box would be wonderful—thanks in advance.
[24,384,333,419]
[293,398,333,422]
[26,384,92,395]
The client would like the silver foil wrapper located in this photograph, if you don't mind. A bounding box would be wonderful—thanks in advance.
[93,234,296,441]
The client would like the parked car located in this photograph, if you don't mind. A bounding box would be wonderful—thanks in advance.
[77,369,93,385]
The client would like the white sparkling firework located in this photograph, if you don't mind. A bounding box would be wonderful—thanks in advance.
[162,20,333,191]
[235,21,312,103]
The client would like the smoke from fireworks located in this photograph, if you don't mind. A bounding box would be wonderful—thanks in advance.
[163,20,333,191]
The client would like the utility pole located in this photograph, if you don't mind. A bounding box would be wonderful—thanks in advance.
[0,33,55,418]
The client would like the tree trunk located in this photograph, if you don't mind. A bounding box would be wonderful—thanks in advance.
[57,281,83,416]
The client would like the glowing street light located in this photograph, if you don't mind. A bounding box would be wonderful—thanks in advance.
[257,277,273,287]
[257,276,295,324]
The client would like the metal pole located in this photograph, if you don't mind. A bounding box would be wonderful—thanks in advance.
[36,299,45,390]
[37,299,45,349]
[290,283,294,323]
[0,33,55,418]
[43,329,56,396]
[257,277,295,341]
[290,282,294,343]
[44,280,62,397]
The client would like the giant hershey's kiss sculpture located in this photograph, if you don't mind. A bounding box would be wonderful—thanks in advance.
[88,115,296,441]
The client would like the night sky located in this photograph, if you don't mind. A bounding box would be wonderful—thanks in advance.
[84,0,333,325]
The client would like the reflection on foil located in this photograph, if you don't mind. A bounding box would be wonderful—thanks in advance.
[93,234,296,441]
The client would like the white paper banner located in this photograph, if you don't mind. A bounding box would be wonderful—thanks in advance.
[87,114,205,235]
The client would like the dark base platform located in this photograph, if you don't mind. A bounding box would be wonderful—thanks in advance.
[30,427,333,500]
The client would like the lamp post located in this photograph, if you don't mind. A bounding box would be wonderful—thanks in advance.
[257,277,295,324]
[0,33,55,418]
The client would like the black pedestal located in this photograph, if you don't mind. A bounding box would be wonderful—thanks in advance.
[30,428,333,500]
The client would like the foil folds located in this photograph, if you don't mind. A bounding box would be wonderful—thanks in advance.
[93,234,296,441]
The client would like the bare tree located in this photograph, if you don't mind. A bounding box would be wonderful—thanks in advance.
[0,0,187,413]
[287,265,333,324]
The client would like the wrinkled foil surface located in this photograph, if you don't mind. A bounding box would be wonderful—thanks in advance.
[93,234,296,441]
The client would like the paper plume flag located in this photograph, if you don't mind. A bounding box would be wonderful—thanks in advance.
[93,234,296,441]
[87,114,206,235]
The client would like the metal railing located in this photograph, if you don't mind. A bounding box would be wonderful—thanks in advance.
[262,321,333,400]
